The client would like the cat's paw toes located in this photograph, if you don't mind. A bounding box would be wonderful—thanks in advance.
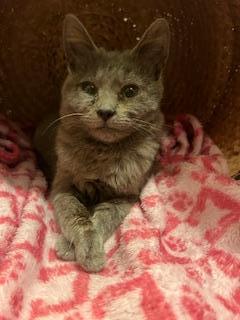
[75,229,105,272]
[79,250,105,273]
[55,235,75,261]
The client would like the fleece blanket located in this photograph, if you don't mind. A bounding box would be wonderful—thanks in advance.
[0,114,239,320]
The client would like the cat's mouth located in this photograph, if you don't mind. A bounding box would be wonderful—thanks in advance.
[88,122,131,143]
[95,121,121,131]
[99,123,109,129]
[95,125,119,133]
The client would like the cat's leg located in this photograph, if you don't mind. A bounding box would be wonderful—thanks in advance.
[92,199,134,242]
[80,198,135,267]
[55,234,75,261]
[52,172,105,272]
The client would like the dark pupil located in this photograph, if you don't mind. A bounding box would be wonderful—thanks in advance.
[124,85,138,98]
[81,81,97,95]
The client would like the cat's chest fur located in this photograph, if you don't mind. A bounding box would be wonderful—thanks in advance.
[58,131,160,197]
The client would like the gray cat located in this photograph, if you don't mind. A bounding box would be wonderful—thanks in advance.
[34,14,170,272]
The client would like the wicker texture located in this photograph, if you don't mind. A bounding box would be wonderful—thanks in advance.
[0,0,239,174]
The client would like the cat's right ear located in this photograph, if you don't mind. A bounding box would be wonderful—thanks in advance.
[63,14,98,73]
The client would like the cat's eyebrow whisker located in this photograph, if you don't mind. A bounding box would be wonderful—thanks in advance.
[41,112,85,136]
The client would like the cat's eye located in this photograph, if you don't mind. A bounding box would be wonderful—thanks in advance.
[121,84,139,98]
[81,81,97,95]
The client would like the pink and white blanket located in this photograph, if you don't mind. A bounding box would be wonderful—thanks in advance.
[0,114,239,320]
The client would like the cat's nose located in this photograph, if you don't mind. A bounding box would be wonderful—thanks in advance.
[97,109,116,121]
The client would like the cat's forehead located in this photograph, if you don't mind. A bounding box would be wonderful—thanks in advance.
[93,50,142,85]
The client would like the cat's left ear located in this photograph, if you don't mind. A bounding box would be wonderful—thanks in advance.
[63,14,98,73]
[132,19,170,80]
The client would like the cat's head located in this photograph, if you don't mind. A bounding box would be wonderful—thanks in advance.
[60,14,170,143]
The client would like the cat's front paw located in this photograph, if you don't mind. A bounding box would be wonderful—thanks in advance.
[74,224,105,273]
[55,235,75,261]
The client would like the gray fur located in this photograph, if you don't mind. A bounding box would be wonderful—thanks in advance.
[34,14,170,272]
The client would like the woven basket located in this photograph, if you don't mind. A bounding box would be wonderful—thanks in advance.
[0,0,239,174]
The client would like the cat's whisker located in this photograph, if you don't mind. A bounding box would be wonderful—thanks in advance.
[130,117,174,131]
[42,113,173,138]
[132,119,162,132]
[131,120,173,137]
[41,112,85,135]
[116,119,158,137]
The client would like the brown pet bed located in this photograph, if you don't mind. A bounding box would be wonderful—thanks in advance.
[0,0,239,174]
